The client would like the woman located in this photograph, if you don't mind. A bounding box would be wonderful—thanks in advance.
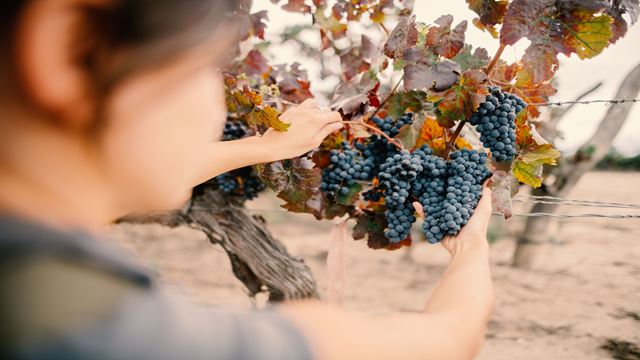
[0,1,495,359]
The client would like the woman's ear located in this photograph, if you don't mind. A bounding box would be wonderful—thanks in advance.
[14,0,107,129]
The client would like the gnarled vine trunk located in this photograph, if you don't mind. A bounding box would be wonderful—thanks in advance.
[512,61,640,269]
[119,187,319,302]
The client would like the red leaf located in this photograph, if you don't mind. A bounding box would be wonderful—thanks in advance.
[240,50,271,77]
[281,0,312,13]
[426,15,468,59]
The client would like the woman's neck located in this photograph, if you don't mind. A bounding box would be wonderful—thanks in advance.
[0,116,121,233]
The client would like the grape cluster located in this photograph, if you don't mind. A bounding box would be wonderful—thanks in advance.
[210,121,266,201]
[222,121,249,141]
[321,142,374,197]
[372,113,414,137]
[377,150,422,242]
[319,112,492,245]
[469,87,526,162]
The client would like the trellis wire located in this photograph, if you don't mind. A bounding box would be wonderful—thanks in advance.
[245,208,640,219]
[267,98,640,108]
[529,98,640,107]
[513,195,640,210]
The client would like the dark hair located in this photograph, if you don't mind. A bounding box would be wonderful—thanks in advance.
[1,0,236,94]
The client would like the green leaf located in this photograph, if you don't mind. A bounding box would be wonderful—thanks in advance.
[452,44,491,71]
[336,183,362,206]
[565,10,613,59]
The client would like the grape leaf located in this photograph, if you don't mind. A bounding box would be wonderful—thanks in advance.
[386,90,428,119]
[384,15,419,59]
[239,50,272,78]
[491,62,558,118]
[353,211,411,250]
[490,169,514,219]
[520,144,562,166]
[466,0,509,36]
[426,15,468,59]
[315,5,348,40]
[248,106,290,131]
[562,10,613,59]
[238,10,269,41]
[607,0,640,42]
[430,69,489,125]
[512,160,543,188]
[452,44,491,71]
[272,63,313,104]
[257,157,323,218]
[517,43,559,85]
[404,57,461,92]
[500,0,556,47]
[280,0,312,13]
[331,72,380,115]
[336,183,362,206]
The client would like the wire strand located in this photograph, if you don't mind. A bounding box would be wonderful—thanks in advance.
[528,98,640,106]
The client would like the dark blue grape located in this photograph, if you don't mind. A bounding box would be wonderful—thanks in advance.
[210,120,265,200]
[469,87,526,162]
[321,142,375,197]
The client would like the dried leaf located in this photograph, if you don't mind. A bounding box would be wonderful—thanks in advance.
[466,0,509,36]
[426,15,468,59]
[490,169,513,219]
[384,15,419,59]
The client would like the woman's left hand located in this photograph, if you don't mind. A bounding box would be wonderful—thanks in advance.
[260,99,343,161]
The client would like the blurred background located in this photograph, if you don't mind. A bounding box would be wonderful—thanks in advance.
[109,2,640,360]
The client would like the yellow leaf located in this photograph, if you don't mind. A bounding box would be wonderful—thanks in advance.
[513,160,542,188]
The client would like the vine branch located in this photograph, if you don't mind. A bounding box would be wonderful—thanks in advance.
[486,44,506,75]
[444,121,466,159]
[369,76,403,119]
[341,120,405,150]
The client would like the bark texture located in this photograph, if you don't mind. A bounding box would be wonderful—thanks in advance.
[119,187,319,302]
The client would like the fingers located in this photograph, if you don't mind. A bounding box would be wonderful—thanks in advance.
[314,122,344,142]
[412,201,425,219]
[472,183,493,222]
[298,98,317,109]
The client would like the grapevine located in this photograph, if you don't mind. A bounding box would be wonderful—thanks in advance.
[218,0,638,250]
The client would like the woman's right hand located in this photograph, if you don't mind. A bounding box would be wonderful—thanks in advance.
[413,182,492,256]
[260,99,343,161]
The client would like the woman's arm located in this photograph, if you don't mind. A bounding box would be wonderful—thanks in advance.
[281,186,495,360]
[193,99,343,185]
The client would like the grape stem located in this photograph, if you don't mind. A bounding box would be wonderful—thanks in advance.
[379,23,390,36]
[485,44,506,76]
[444,120,466,159]
[341,120,405,150]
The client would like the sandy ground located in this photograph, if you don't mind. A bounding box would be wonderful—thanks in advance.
[109,171,640,359]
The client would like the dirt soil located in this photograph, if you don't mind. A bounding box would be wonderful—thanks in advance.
[108,171,640,360]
